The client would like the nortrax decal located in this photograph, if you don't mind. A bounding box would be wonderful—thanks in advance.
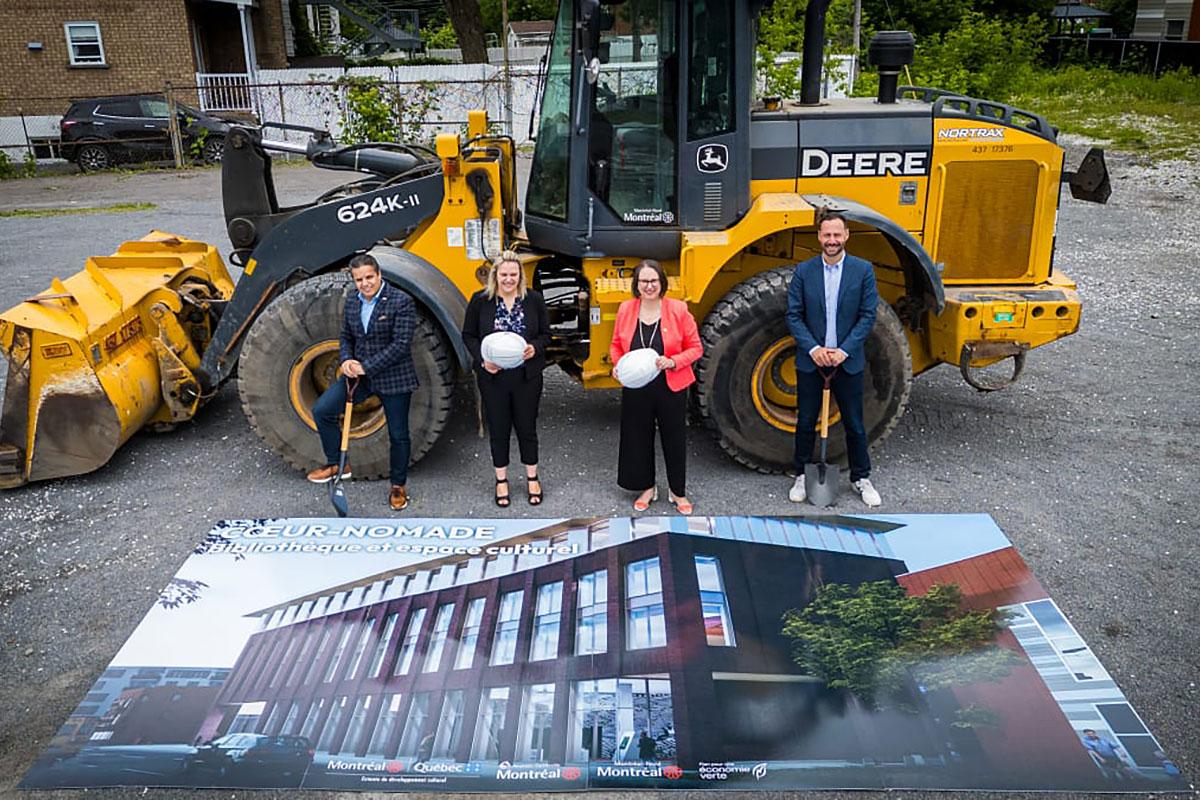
[938,126,1007,141]
[800,148,929,177]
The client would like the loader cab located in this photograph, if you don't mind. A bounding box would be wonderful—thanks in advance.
[525,0,755,260]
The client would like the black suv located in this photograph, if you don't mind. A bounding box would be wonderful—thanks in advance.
[185,733,314,785]
[60,94,229,171]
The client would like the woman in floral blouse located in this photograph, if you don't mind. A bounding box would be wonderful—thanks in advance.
[462,251,550,506]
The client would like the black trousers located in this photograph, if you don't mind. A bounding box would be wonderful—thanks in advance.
[478,369,542,468]
[793,367,871,481]
[618,376,687,497]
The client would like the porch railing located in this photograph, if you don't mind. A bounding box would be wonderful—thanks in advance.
[196,73,255,114]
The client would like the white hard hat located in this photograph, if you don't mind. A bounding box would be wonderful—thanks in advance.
[615,348,661,389]
[480,331,528,369]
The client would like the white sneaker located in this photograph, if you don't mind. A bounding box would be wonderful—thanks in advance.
[788,475,807,503]
[851,478,882,507]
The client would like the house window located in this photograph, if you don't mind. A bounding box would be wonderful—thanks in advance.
[490,590,524,665]
[64,22,105,66]
[517,683,556,762]
[367,613,399,677]
[432,689,466,758]
[530,582,563,661]
[397,692,430,757]
[393,607,427,676]
[366,694,403,756]
[695,555,735,646]
[454,597,486,669]
[575,570,608,655]
[422,603,456,672]
[626,557,666,649]
[471,687,510,760]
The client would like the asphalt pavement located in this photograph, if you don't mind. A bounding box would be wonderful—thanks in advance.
[0,149,1197,800]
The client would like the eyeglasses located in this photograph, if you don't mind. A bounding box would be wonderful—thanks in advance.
[637,279,660,285]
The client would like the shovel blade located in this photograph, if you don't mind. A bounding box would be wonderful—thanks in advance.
[330,480,349,518]
[804,462,841,507]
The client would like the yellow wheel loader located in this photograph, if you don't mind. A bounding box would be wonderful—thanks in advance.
[0,0,1110,488]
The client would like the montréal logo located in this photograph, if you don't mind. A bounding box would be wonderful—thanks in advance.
[562,766,583,781]
[664,765,684,780]
[386,761,404,773]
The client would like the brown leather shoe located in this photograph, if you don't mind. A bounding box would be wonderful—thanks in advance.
[306,462,351,484]
[389,484,409,511]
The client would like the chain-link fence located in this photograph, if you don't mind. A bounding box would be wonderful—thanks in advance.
[0,65,544,171]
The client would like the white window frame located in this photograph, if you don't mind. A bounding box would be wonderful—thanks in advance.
[64,21,106,66]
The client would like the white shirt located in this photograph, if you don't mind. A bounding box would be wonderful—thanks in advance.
[808,255,847,359]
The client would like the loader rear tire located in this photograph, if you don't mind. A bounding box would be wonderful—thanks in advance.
[237,274,455,480]
[694,266,912,473]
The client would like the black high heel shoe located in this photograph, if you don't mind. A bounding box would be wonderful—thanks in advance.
[526,473,543,505]
[494,477,510,508]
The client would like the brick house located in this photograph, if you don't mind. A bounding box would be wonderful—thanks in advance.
[0,0,293,156]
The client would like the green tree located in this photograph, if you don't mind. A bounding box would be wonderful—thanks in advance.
[782,581,1021,712]
[909,11,1048,100]
[479,0,558,37]
[289,0,324,56]
[1094,0,1137,34]
[423,19,460,49]
[757,0,858,98]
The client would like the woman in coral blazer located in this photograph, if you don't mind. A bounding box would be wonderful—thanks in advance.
[609,259,703,514]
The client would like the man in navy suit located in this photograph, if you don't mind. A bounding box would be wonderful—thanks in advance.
[785,212,881,507]
[307,253,419,511]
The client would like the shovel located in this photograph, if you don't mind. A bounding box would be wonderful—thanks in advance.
[804,367,841,507]
[330,377,358,518]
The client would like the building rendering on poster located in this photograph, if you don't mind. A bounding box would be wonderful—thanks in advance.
[21,514,1191,793]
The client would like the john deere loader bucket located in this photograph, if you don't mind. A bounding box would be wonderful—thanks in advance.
[0,232,233,488]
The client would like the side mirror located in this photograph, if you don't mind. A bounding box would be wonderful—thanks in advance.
[585,57,602,85]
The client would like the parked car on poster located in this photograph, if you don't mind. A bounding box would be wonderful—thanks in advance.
[59,94,229,171]
[183,733,313,784]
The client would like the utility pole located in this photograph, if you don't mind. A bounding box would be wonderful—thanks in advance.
[502,0,513,136]
[853,0,862,82]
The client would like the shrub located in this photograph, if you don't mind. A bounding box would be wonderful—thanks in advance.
[909,11,1048,101]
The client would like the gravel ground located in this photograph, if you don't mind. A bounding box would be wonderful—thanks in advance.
[0,145,1197,800]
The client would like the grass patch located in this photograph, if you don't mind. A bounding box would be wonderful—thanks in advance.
[1011,66,1200,159]
[0,202,156,219]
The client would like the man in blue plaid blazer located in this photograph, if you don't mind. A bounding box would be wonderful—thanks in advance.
[308,254,419,510]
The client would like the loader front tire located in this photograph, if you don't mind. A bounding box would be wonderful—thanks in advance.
[694,267,912,473]
[237,274,455,480]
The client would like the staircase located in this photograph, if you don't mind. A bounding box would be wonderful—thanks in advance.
[300,0,422,57]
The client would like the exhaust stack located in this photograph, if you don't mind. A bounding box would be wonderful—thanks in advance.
[799,0,833,105]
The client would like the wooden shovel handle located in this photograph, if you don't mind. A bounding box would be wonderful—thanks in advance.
[819,387,831,439]
[338,378,359,452]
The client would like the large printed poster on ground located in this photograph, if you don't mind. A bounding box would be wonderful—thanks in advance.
[22,514,1190,792]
